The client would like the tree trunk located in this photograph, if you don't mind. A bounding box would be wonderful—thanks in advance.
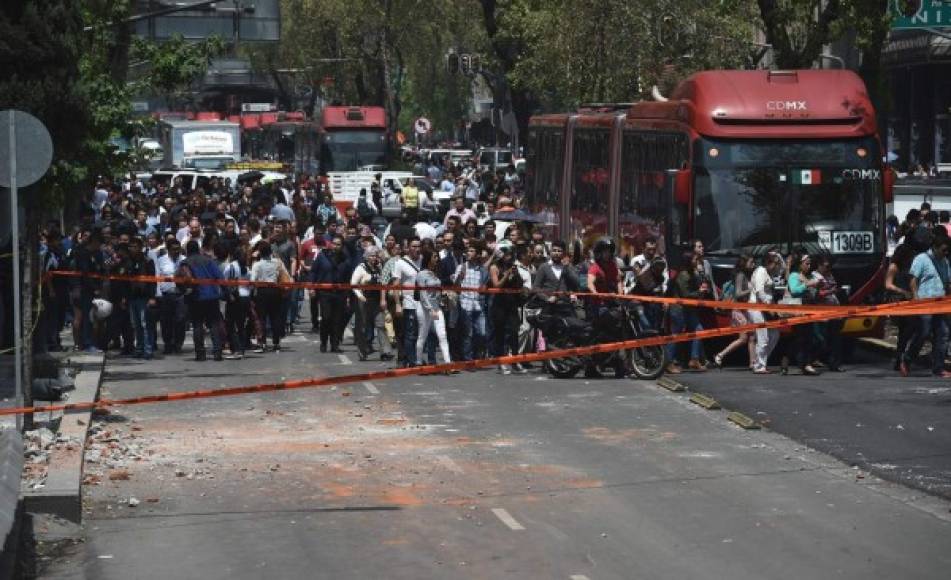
[380,0,399,154]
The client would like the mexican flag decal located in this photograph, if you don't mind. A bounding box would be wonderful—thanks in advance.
[793,169,821,185]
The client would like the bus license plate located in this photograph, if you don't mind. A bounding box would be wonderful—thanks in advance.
[825,231,873,254]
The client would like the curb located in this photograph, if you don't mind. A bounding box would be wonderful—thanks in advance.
[23,353,105,524]
[0,429,24,578]
[857,337,896,356]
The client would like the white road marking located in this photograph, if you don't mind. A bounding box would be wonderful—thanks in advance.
[363,381,379,394]
[570,575,591,580]
[338,354,352,365]
[491,508,525,531]
[436,454,463,474]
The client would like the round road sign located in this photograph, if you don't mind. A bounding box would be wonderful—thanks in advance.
[0,110,53,188]
[414,117,432,135]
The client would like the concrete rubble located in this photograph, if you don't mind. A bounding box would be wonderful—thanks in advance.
[22,426,81,491]
[82,421,153,485]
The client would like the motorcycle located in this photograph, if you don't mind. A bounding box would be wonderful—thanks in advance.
[528,300,666,380]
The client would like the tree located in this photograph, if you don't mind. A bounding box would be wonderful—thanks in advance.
[757,0,842,69]
[131,33,225,110]
[0,0,92,427]
[478,0,759,134]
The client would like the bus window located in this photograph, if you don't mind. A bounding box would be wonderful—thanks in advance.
[571,129,610,244]
[525,128,563,239]
[619,131,687,256]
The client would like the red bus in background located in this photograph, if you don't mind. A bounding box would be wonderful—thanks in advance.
[319,106,387,174]
[526,69,892,334]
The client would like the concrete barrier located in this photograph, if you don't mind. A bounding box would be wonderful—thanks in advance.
[0,428,24,578]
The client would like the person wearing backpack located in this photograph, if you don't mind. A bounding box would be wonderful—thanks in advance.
[712,254,756,369]
[355,188,377,225]
[900,232,951,377]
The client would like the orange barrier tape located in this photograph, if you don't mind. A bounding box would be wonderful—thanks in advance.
[0,298,931,418]
[43,270,948,315]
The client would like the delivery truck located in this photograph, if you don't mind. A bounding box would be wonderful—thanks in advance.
[159,119,241,170]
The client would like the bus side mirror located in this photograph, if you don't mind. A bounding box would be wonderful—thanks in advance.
[674,169,692,206]
[883,166,895,203]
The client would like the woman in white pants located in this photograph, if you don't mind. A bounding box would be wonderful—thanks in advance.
[416,250,452,369]
[748,253,783,374]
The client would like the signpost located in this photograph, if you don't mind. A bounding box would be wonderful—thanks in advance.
[0,110,53,431]
[891,0,951,29]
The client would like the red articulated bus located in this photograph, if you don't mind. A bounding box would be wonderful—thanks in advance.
[319,106,388,174]
[526,69,892,335]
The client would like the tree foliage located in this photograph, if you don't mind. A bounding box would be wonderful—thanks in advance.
[757,0,892,70]
[131,33,225,109]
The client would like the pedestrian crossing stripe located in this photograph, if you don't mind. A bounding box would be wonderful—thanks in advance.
[792,169,821,185]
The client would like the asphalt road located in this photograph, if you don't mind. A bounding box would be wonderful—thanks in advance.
[669,345,951,500]
[38,327,951,580]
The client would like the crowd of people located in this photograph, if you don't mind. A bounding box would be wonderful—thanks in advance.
[30,157,947,379]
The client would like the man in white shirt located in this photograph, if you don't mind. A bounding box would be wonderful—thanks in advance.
[627,237,668,294]
[155,238,187,354]
[390,238,423,367]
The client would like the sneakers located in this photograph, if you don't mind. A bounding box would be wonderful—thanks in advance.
[253,344,267,354]
[380,353,394,361]
[499,365,512,375]
[223,352,243,360]
[934,370,951,378]
[511,363,528,375]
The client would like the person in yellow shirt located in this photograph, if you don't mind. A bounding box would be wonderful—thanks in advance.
[400,180,420,223]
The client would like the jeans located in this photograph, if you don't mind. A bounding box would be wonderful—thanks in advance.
[402,307,418,365]
[159,293,187,352]
[491,303,520,358]
[458,307,487,361]
[318,293,344,349]
[255,288,286,347]
[903,314,949,374]
[225,296,250,354]
[355,299,392,358]
[129,298,155,357]
[189,300,223,357]
[667,306,703,362]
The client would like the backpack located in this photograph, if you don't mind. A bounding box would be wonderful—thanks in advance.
[357,197,374,220]
[721,279,735,302]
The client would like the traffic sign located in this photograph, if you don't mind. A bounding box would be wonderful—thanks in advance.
[0,110,53,188]
[891,0,951,29]
[0,109,53,431]
[414,117,432,135]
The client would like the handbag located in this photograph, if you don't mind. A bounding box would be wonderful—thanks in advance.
[277,261,292,286]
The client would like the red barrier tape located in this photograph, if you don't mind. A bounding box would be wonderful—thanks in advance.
[44,270,947,315]
[1,298,933,418]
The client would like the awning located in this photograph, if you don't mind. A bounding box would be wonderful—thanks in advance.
[884,30,951,66]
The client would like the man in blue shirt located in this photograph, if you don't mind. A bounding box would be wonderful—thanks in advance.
[902,233,951,377]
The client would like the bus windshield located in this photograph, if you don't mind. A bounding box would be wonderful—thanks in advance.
[693,137,882,257]
[321,130,386,172]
